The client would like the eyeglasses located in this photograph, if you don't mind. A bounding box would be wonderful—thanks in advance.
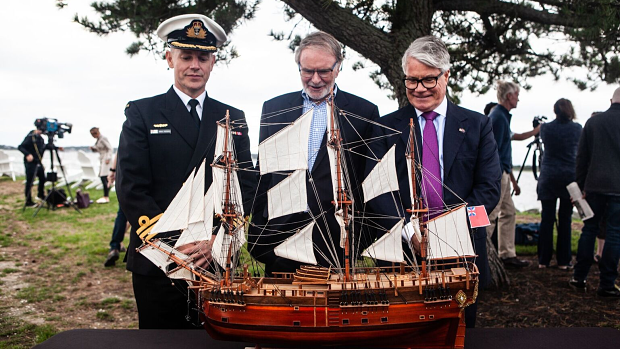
[402,72,444,91]
[299,61,339,79]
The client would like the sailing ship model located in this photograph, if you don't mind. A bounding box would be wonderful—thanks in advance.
[134,98,479,348]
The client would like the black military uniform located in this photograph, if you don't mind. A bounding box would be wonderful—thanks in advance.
[18,130,47,206]
[116,14,257,329]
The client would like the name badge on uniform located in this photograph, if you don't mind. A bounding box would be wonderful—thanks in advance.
[150,129,172,134]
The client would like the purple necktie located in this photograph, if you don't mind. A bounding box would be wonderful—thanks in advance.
[421,111,443,214]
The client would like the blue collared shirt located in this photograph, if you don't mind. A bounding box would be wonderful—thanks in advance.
[414,96,448,182]
[302,86,338,169]
[489,104,513,173]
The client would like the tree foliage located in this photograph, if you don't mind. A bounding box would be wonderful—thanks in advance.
[62,0,259,63]
[276,0,620,106]
[66,0,620,105]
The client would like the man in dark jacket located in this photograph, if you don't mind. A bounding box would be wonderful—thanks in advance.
[366,36,502,327]
[116,14,256,328]
[18,126,47,207]
[248,31,380,275]
[570,87,620,298]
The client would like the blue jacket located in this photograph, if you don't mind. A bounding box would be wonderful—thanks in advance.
[489,104,513,173]
[366,102,502,240]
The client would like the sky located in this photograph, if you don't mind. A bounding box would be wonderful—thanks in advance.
[1,0,618,165]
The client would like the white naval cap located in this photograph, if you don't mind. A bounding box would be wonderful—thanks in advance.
[156,14,227,52]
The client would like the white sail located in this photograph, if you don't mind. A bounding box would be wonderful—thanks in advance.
[212,225,246,269]
[361,219,405,263]
[274,222,317,265]
[335,209,347,248]
[175,184,215,247]
[212,167,245,216]
[150,172,194,235]
[167,266,195,280]
[139,240,190,271]
[188,160,206,224]
[258,109,313,174]
[407,157,414,204]
[267,169,307,220]
[426,205,475,259]
[362,145,400,202]
[214,123,233,158]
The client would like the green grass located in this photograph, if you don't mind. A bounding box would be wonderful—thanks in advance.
[0,308,57,348]
[514,212,582,256]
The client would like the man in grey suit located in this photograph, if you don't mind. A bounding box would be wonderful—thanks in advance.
[116,14,256,328]
[570,87,620,298]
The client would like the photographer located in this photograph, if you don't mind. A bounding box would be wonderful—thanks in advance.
[537,98,582,269]
[486,81,540,268]
[18,125,49,207]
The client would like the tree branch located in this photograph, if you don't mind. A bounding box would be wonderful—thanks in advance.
[434,0,593,27]
[279,0,391,66]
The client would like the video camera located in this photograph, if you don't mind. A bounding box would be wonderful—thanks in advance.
[532,115,547,128]
[34,117,73,138]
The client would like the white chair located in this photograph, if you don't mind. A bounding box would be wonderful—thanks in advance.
[72,151,101,189]
[0,150,16,181]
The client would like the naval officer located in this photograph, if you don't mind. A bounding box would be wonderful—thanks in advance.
[116,14,256,329]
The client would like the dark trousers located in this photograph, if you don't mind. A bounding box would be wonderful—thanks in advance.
[465,229,489,328]
[538,198,573,266]
[100,176,110,197]
[109,207,127,251]
[24,161,45,203]
[573,194,620,290]
[132,272,202,329]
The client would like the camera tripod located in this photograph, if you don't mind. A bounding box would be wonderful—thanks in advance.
[32,135,81,217]
[512,135,544,195]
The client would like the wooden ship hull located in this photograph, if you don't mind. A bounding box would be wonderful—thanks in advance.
[198,265,478,348]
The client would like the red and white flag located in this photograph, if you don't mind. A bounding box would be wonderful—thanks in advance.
[467,205,490,228]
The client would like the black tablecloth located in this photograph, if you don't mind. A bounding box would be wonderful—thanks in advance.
[33,327,620,349]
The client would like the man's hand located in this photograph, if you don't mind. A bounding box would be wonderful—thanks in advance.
[176,239,214,270]
[26,154,34,162]
[512,181,521,196]
[402,221,421,254]
[107,171,116,187]
[90,146,96,151]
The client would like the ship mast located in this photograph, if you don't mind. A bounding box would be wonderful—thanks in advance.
[221,110,237,286]
[406,118,428,278]
[328,92,352,282]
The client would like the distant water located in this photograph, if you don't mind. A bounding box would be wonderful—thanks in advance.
[2,150,542,212]
[510,169,542,212]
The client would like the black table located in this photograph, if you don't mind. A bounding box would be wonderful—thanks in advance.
[33,327,620,349]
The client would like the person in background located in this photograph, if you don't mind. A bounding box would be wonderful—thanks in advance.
[89,127,113,204]
[536,98,582,269]
[486,81,540,268]
[484,102,498,116]
[104,153,128,267]
[570,87,620,298]
[588,111,606,264]
[18,125,48,207]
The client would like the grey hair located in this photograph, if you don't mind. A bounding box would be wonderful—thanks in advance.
[496,81,520,103]
[294,31,343,65]
[401,36,451,74]
[612,86,620,103]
